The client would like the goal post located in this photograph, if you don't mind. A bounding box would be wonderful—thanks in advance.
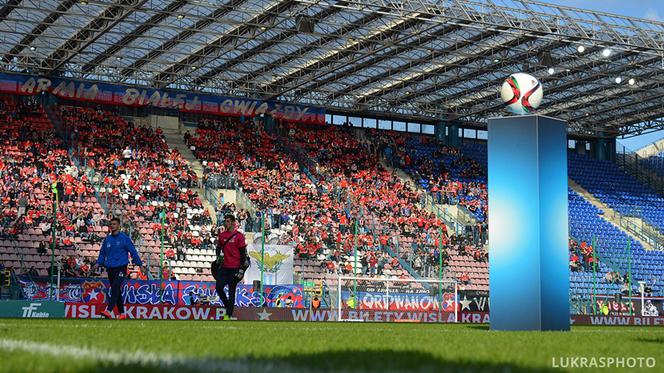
[336,275,458,323]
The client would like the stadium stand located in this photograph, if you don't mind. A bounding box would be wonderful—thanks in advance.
[0,95,660,297]
[441,141,664,296]
[0,96,108,278]
[400,136,487,223]
[186,118,415,284]
[642,152,664,178]
[56,106,215,281]
[568,152,664,233]
[567,190,664,296]
[282,123,489,290]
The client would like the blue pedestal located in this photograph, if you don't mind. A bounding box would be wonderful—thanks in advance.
[487,115,570,331]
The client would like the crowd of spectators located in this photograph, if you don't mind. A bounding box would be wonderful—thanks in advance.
[0,97,110,276]
[0,97,657,297]
[569,239,597,272]
[283,122,461,280]
[568,240,629,286]
[186,118,413,278]
[61,106,215,279]
[192,119,493,284]
[368,130,488,224]
[186,118,318,222]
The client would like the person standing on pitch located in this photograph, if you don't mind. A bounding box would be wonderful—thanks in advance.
[215,214,248,320]
[93,217,144,319]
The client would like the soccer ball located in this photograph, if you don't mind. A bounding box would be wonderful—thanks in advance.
[500,73,543,115]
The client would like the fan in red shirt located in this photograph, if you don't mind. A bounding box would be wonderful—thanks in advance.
[214,214,248,320]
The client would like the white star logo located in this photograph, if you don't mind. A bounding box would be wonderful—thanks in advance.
[257,308,272,321]
[88,289,98,300]
[460,296,472,311]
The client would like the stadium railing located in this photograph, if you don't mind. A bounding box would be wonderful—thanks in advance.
[617,149,664,196]
[418,193,467,235]
[203,187,219,211]
[603,208,664,251]
[277,128,320,187]
[204,174,237,189]
[235,186,258,216]
[8,269,26,300]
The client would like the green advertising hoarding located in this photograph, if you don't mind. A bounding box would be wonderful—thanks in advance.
[0,301,65,318]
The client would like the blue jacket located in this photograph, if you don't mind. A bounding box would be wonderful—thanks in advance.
[96,232,143,268]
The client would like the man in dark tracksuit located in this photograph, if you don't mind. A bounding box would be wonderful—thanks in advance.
[215,214,248,320]
[94,217,144,319]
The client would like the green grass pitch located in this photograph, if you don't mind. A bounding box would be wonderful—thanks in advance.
[0,319,662,372]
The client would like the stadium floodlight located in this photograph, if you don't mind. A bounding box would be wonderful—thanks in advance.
[602,48,612,57]
[615,77,622,84]
[547,67,555,75]
[493,58,500,63]
[29,46,36,51]
[576,45,585,53]
[628,78,636,85]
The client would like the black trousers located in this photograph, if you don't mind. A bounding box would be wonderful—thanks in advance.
[215,268,240,317]
[106,265,128,314]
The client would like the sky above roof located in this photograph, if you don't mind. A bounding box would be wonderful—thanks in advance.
[545,0,662,21]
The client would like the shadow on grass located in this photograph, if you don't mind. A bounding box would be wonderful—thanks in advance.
[636,337,664,344]
[79,349,556,373]
[466,324,490,331]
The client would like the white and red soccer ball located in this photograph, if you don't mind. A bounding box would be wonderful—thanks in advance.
[500,73,543,115]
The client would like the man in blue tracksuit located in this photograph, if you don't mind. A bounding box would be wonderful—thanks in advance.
[94,217,144,319]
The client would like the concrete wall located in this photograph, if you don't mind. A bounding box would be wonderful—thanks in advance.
[150,115,180,132]
[132,116,151,128]
[217,189,237,206]
[636,139,664,158]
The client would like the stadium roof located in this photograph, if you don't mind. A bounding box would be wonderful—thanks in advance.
[1,0,664,137]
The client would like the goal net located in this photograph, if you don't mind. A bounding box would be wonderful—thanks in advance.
[336,276,458,323]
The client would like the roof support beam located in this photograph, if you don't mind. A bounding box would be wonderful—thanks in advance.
[230,8,384,92]
[2,0,77,63]
[0,0,21,21]
[42,0,147,74]
[81,0,189,74]
[191,3,344,88]
[299,22,466,101]
[151,0,297,88]
[382,38,559,108]
[120,0,248,79]
[263,13,434,99]
[299,0,664,54]
[355,28,514,103]
[605,108,664,131]
[569,87,664,124]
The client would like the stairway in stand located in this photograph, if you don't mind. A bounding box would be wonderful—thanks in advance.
[162,130,217,225]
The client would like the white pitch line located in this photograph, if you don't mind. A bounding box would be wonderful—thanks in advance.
[0,338,416,373]
[0,339,270,373]
[0,338,436,373]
